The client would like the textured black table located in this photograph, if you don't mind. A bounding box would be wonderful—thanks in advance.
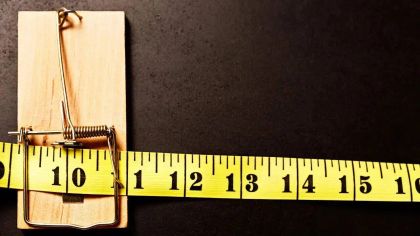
[0,1,418,235]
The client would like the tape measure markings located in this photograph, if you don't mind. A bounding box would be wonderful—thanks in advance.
[0,142,419,202]
[7,143,13,189]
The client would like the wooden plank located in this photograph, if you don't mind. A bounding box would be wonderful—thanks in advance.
[17,11,127,228]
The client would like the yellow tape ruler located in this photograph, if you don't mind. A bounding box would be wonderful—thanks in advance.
[0,142,419,202]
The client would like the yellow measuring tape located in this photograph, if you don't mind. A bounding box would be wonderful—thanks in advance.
[0,142,419,202]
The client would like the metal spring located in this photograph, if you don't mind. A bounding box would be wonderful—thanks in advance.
[63,125,109,139]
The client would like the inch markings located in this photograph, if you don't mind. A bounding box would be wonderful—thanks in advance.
[0,142,418,203]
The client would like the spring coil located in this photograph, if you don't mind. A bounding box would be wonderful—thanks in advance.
[63,125,109,139]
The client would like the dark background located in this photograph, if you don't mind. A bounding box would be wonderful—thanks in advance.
[0,0,418,235]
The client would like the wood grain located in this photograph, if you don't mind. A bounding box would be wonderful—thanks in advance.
[17,11,127,229]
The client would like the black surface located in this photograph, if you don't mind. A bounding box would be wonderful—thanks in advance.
[0,0,419,235]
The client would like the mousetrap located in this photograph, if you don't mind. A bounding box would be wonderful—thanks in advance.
[0,4,417,233]
[11,9,127,229]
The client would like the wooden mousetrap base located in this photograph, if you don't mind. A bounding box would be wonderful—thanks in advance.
[17,11,127,229]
